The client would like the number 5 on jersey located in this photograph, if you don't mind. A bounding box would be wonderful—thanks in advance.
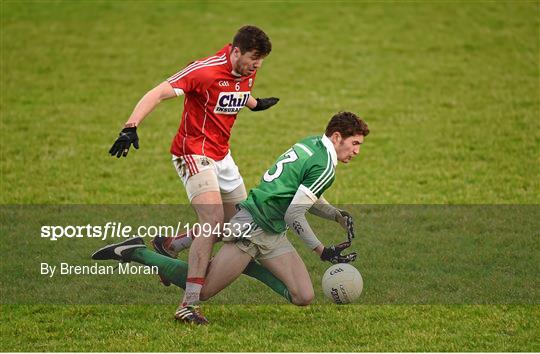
[263,149,298,182]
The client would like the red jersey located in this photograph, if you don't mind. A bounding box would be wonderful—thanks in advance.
[167,44,257,161]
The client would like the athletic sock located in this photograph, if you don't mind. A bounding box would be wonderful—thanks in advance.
[129,249,292,303]
[169,231,193,253]
[182,277,205,306]
[243,261,292,303]
[130,248,188,288]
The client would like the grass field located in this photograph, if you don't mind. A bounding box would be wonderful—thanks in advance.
[2,305,538,352]
[1,0,539,352]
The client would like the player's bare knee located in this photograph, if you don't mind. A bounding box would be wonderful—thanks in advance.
[290,289,314,306]
[291,296,312,306]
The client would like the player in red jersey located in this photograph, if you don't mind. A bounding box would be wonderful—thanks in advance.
[108,26,278,324]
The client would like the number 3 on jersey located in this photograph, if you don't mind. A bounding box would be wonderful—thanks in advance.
[263,149,298,182]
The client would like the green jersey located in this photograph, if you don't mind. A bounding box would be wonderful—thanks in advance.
[240,135,337,234]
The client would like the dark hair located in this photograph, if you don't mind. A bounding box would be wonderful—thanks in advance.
[232,25,271,57]
[325,112,370,139]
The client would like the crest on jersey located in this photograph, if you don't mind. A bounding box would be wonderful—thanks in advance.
[214,91,251,114]
[248,78,253,87]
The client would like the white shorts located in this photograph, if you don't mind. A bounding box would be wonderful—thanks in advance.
[172,151,245,201]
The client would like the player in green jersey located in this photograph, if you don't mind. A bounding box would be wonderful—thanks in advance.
[201,111,368,306]
[92,111,369,324]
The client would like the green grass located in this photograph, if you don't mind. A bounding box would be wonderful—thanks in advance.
[1,1,538,204]
[1,305,538,352]
[1,0,539,352]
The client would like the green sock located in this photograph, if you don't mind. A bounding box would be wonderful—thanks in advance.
[129,248,188,289]
[242,261,292,303]
[129,248,292,303]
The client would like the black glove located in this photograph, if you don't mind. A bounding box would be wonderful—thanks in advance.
[109,127,139,158]
[250,97,279,111]
[320,241,357,264]
[335,209,354,242]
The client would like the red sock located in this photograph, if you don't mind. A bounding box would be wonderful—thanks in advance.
[186,277,205,285]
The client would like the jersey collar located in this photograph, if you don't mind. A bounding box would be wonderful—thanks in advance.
[321,134,338,167]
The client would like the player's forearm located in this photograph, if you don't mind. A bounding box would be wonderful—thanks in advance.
[308,196,339,221]
[246,95,258,109]
[284,204,323,250]
[125,81,176,127]
[125,95,159,127]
